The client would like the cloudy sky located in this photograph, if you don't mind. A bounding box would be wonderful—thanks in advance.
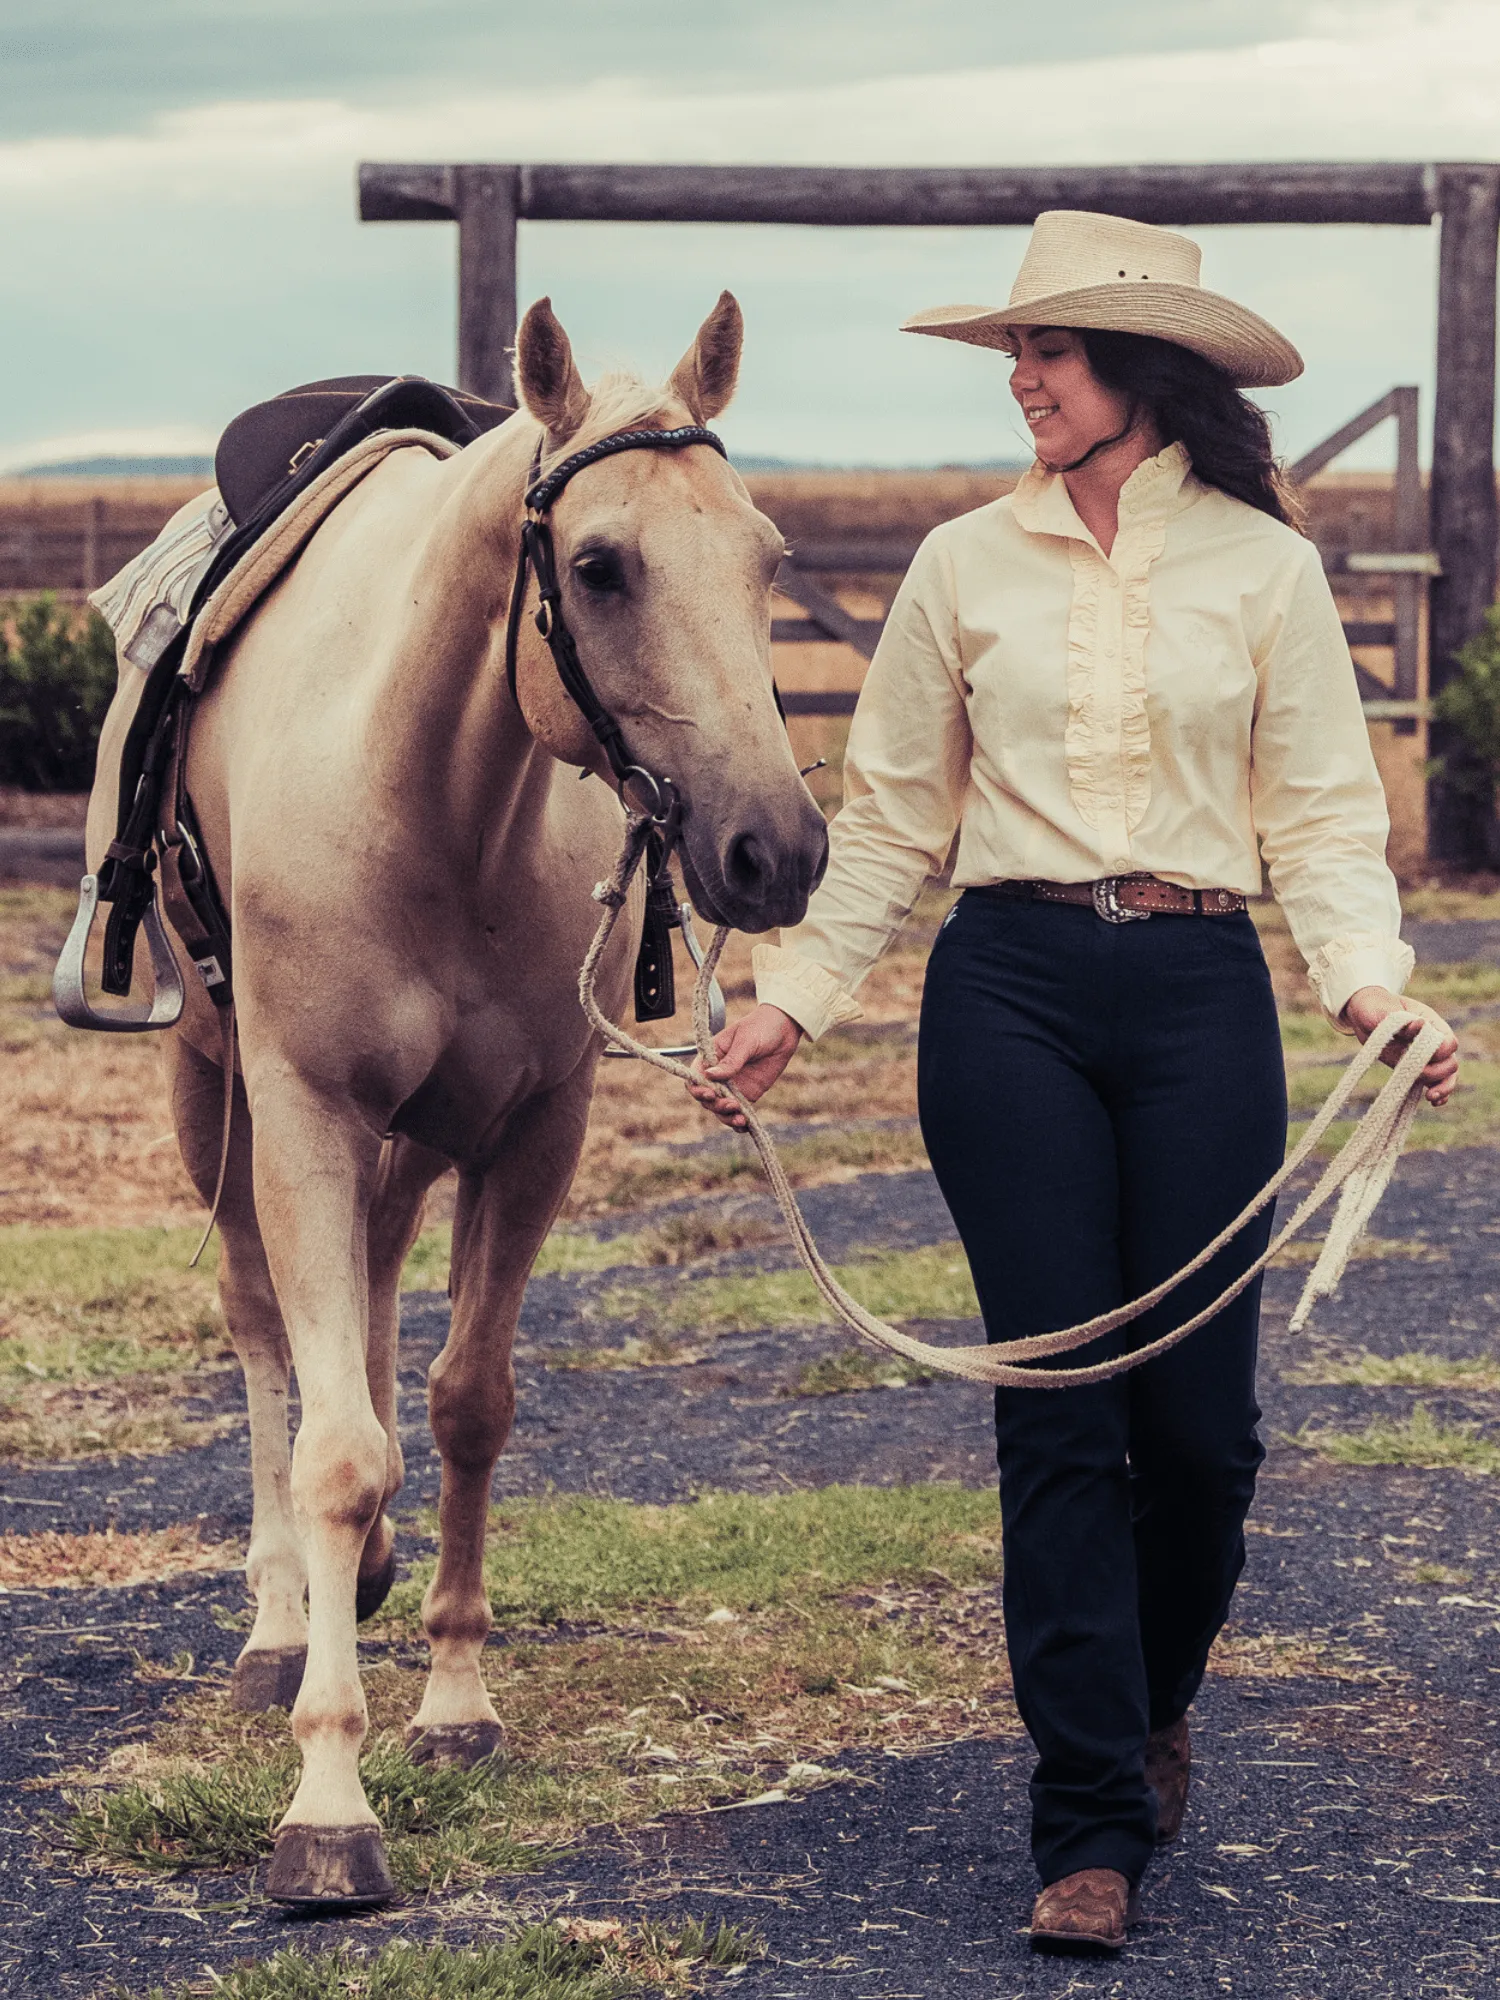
[2,0,1495,467]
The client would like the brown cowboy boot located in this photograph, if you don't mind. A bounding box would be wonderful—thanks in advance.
[1030,1868,1140,1954]
[1145,1717,1191,1844]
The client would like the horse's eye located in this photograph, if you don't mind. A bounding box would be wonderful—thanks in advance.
[573,554,624,595]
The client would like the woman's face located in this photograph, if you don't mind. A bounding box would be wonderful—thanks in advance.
[1007,325,1134,468]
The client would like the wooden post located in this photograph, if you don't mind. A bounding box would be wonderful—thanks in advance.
[1428,165,1500,866]
[81,494,105,594]
[1392,385,1423,733]
[456,165,519,404]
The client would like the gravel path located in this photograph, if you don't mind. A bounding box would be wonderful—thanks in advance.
[4,1151,1500,1996]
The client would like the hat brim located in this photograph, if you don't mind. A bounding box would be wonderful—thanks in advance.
[902,283,1303,390]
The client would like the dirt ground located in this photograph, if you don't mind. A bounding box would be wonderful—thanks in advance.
[6,874,1500,1994]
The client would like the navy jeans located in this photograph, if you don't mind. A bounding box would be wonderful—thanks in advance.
[917,891,1287,1887]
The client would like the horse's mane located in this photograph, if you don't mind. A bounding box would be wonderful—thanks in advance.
[536,371,685,477]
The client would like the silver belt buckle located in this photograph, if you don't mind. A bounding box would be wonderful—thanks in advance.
[1092,876,1151,924]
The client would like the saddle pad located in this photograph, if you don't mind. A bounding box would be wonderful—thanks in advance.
[89,488,231,671]
[179,427,460,690]
[90,428,461,694]
[84,430,461,862]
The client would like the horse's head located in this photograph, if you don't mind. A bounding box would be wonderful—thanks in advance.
[508,294,828,933]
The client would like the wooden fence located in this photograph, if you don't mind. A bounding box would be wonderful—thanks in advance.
[359,156,1500,863]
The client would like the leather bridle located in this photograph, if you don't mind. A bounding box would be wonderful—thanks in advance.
[503,423,730,850]
[502,422,730,1024]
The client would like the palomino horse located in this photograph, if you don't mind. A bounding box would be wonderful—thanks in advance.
[85,294,828,1905]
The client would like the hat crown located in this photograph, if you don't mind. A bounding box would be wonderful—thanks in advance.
[1008,210,1202,312]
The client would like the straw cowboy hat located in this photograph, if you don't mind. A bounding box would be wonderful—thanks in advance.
[903,210,1303,390]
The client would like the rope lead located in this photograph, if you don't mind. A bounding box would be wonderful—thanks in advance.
[579,823,1443,1389]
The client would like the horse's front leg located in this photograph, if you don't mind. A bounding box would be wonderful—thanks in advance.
[405,1071,595,1766]
[248,1072,394,1907]
[358,1135,451,1622]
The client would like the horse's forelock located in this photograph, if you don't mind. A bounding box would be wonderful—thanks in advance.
[536,372,688,478]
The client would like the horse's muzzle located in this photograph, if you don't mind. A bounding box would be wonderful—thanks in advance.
[681,798,828,934]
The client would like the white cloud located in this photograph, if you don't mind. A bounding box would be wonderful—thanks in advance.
[0,2,1496,194]
[0,2,1482,462]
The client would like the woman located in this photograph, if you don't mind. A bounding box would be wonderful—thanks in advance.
[689,211,1459,1954]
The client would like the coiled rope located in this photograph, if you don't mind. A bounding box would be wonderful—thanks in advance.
[580,816,1445,1389]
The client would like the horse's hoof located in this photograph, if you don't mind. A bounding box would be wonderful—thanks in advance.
[230,1645,307,1712]
[355,1544,398,1623]
[264,1824,396,1908]
[403,1719,505,1768]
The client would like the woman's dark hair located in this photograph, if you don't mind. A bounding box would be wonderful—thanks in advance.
[1079,328,1302,530]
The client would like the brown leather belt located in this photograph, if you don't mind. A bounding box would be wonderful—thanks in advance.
[979,874,1246,924]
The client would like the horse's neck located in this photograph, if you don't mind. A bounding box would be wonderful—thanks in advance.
[377,418,555,864]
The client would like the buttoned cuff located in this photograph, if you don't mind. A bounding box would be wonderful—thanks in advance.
[1306,933,1417,1031]
[751,944,864,1042]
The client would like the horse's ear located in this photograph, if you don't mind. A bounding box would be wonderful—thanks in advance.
[668,291,743,422]
[515,297,590,444]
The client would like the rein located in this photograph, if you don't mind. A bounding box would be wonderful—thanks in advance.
[579,816,1443,1389]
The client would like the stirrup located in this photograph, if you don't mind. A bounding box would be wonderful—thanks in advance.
[53,874,187,1032]
[602,899,726,1060]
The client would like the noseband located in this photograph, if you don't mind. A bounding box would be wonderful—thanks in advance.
[502,423,728,843]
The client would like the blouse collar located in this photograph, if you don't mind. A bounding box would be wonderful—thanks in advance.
[1009,440,1196,553]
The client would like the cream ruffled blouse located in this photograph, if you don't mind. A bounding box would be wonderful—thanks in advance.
[754,442,1413,1040]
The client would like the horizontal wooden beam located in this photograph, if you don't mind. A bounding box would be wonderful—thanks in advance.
[778,690,860,717]
[360,161,1453,230]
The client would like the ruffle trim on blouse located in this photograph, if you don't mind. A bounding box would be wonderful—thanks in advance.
[1306,930,1417,1028]
[1014,445,1187,848]
[1112,450,1182,834]
[1064,542,1104,832]
[751,943,864,1043]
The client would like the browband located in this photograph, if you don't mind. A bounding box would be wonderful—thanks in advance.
[524,425,726,513]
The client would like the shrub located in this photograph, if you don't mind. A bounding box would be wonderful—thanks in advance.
[0,592,117,791]
[1432,603,1500,805]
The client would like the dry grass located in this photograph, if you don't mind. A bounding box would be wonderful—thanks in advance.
[1206,1626,1394,1685]
[0,886,939,1233]
[0,1524,240,1589]
[0,888,201,1228]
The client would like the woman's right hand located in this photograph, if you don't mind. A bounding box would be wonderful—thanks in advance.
[686,1003,804,1131]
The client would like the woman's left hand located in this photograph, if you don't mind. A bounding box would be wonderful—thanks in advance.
[1340,986,1459,1106]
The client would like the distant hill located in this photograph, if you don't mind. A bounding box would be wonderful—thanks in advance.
[732,454,1027,474]
[14,455,215,479]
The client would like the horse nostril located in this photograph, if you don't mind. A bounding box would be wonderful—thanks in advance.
[725,831,771,897]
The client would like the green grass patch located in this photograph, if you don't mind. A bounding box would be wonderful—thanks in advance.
[594,1240,976,1337]
[401,1223,641,1293]
[65,1487,1014,1894]
[65,1731,564,1892]
[788,1348,938,1396]
[1409,963,1500,1007]
[1279,1010,1347,1055]
[0,1225,224,1387]
[1287,1059,1500,1154]
[1292,1402,1500,1473]
[1283,1350,1500,1390]
[109,1920,759,1998]
[387,1483,1001,1629]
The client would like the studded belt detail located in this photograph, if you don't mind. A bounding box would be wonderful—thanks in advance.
[980,875,1248,925]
